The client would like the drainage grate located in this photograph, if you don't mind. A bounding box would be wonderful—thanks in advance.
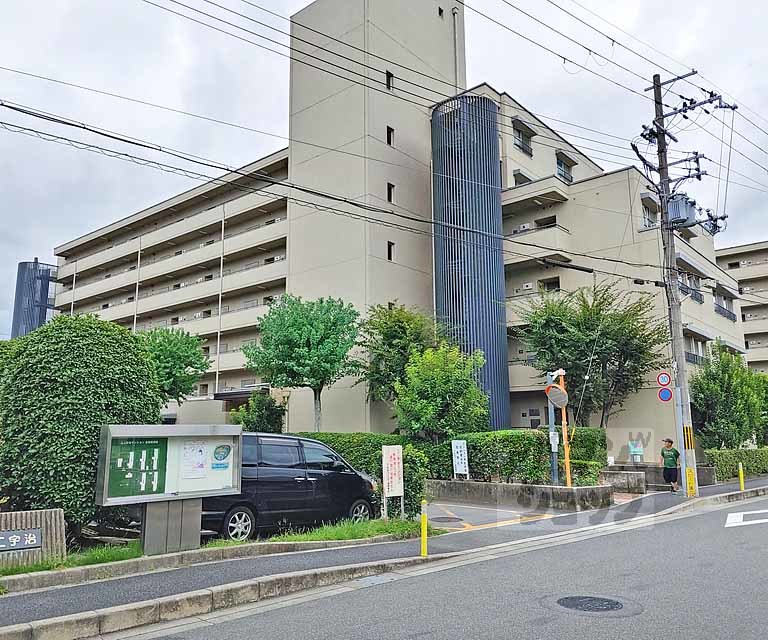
[557,596,624,612]
[429,516,463,523]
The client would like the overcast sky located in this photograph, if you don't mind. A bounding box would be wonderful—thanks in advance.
[2,0,767,338]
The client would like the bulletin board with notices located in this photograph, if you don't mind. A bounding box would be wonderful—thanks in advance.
[96,424,242,506]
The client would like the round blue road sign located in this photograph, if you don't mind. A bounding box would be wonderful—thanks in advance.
[658,387,673,403]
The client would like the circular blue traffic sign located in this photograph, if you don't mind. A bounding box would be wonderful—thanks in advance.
[658,387,673,403]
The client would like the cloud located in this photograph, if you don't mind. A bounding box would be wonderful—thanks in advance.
[1,0,765,336]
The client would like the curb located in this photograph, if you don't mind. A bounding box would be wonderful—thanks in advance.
[0,535,400,594]
[0,555,438,640]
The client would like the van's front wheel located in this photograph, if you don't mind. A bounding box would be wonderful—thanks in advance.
[349,499,372,522]
[222,506,255,541]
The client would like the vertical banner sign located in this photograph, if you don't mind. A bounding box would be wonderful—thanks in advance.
[382,445,404,497]
[451,440,469,477]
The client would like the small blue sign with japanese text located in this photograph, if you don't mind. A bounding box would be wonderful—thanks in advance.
[0,528,42,552]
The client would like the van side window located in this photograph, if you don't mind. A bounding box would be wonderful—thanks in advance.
[303,442,345,471]
[259,439,303,469]
[242,437,259,465]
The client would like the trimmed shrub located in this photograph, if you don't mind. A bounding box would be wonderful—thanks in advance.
[541,427,607,464]
[300,429,550,485]
[559,460,603,487]
[705,448,768,480]
[0,315,162,530]
[230,393,286,433]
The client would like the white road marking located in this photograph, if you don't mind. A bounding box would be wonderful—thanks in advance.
[724,509,768,528]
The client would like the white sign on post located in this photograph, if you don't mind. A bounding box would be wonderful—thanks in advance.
[549,431,560,453]
[451,440,469,477]
[382,445,404,497]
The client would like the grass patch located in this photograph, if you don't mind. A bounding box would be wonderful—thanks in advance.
[203,537,250,548]
[0,541,142,578]
[269,518,444,542]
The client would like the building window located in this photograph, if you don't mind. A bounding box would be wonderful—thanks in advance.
[387,241,396,261]
[513,128,533,156]
[387,182,395,203]
[386,70,394,90]
[556,158,573,183]
[199,383,209,395]
[642,204,658,228]
[170,317,179,325]
[386,126,395,146]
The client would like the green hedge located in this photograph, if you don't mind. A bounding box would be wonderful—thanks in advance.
[705,448,768,480]
[540,427,607,464]
[300,429,550,485]
[559,459,603,487]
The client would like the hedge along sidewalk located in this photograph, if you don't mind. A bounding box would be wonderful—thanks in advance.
[0,534,410,595]
[0,555,440,640]
[705,447,768,480]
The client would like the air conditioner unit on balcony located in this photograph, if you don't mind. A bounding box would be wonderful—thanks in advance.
[522,282,534,291]
[519,223,532,232]
[193,312,203,319]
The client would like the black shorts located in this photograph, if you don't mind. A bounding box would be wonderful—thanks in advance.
[663,467,678,483]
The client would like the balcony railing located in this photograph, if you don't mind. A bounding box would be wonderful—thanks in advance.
[679,282,704,304]
[714,303,737,322]
[90,257,285,313]
[685,352,707,365]
[513,137,533,157]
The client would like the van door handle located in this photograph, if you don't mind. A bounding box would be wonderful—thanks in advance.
[306,477,317,482]
[293,477,306,482]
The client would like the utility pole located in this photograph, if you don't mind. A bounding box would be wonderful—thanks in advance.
[651,73,693,497]
[640,73,736,497]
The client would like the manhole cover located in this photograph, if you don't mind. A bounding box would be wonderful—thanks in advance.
[429,516,463,523]
[557,596,623,612]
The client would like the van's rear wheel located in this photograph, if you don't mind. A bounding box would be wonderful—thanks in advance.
[349,499,372,522]
[222,506,255,541]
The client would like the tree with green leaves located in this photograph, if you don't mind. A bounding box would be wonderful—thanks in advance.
[394,343,489,442]
[139,327,209,405]
[357,303,447,404]
[230,392,286,433]
[0,315,162,533]
[690,341,765,449]
[518,283,669,427]
[243,295,359,432]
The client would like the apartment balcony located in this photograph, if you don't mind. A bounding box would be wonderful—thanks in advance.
[508,359,544,392]
[746,345,768,362]
[96,259,287,322]
[503,224,572,267]
[56,194,286,281]
[723,260,768,282]
[743,316,768,335]
[136,303,271,337]
[215,349,247,372]
[685,352,707,366]
[501,175,569,215]
[679,282,704,304]
[55,267,137,310]
[714,303,737,322]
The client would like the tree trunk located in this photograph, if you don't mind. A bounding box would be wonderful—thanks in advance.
[313,387,322,433]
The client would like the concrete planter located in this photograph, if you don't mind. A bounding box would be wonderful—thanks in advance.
[598,470,646,494]
[426,479,613,512]
[608,463,716,487]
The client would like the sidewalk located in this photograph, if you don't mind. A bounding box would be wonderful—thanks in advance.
[1,476,765,628]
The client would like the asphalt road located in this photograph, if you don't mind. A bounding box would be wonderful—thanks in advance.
[138,495,768,640]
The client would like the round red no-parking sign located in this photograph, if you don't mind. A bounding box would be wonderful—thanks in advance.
[658,387,673,403]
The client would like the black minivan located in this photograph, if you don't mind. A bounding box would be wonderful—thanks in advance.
[202,433,378,540]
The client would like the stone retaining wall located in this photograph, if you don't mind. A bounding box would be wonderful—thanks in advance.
[0,508,66,570]
[426,480,613,511]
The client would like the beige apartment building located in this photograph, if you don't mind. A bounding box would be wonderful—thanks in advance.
[716,242,768,371]
[53,0,744,460]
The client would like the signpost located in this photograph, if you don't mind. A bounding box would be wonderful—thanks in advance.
[451,440,469,478]
[381,445,405,520]
[96,425,242,555]
[545,372,571,488]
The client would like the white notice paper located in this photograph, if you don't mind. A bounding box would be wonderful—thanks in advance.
[451,440,469,476]
[182,441,208,479]
[382,445,404,497]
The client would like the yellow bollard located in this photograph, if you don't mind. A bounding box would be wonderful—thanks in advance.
[739,462,745,491]
[420,499,428,557]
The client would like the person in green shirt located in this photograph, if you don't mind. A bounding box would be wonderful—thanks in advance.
[659,438,680,492]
